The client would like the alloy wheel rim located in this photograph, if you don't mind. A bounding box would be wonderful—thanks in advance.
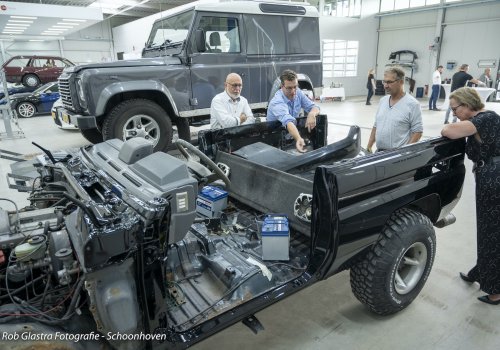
[394,242,428,295]
[122,114,160,146]
[19,103,35,118]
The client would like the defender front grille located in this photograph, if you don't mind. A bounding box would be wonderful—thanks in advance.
[58,76,74,110]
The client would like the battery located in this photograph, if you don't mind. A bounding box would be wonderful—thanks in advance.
[261,215,289,261]
[196,186,228,218]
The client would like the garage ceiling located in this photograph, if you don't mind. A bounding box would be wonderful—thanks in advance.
[0,0,192,40]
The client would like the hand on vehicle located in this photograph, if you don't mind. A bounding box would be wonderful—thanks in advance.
[306,115,316,132]
[296,138,306,153]
[366,146,373,153]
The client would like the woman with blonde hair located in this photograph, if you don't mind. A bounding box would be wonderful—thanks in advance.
[442,87,500,305]
[366,68,376,105]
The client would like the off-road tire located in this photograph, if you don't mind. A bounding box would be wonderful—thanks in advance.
[80,128,104,144]
[22,74,40,88]
[350,208,436,315]
[101,99,172,152]
[16,102,36,118]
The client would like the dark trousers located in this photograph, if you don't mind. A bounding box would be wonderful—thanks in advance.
[429,84,440,109]
[366,88,374,104]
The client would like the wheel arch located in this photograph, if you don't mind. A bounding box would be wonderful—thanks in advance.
[96,81,180,120]
[404,193,441,224]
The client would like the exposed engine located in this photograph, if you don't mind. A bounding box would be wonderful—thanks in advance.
[0,137,199,347]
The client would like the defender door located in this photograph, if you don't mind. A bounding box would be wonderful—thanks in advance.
[188,13,250,111]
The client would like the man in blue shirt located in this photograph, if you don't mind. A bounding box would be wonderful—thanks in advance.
[267,70,320,152]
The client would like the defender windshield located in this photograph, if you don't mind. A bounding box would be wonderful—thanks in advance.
[146,10,194,48]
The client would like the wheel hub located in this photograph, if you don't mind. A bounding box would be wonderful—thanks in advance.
[18,103,35,118]
[394,242,427,295]
[122,114,160,146]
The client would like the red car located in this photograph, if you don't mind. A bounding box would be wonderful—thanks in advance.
[1,55,74,88]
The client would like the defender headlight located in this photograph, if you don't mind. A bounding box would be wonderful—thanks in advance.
[75,78,87,108]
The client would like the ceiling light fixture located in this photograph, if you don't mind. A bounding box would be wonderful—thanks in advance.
[10,16,38,20]
[7,20,34,23]
[53,25,74,28]
[29,39,45,42]
[62,19,87,22]
[4,23,30,27]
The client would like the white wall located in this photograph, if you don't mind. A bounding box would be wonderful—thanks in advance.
[319,0,380,96]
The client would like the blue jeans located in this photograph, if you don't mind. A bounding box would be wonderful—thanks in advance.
[428,84,440,109]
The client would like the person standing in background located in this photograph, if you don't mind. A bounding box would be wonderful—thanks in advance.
[444,64,485,124]
[429,65,443,111]
[366,68,376,105]
[478,68,492,87]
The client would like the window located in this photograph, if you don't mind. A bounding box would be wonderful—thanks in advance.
[380,0,443,11]
[146,10,194,48]
[322,40,358,78]
[323,0,362,17]
[195,16,241,53]
[245,15,319,55]
[5,58,28,67]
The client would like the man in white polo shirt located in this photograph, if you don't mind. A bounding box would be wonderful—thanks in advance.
[210,73,255,129]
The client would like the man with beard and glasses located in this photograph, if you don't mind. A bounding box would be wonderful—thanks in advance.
[210,73,254,129]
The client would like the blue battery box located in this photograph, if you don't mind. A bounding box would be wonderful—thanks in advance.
[261,215,289,261]
[196,186,228,218]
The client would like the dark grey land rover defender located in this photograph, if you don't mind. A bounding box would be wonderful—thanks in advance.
[56,0,322,151]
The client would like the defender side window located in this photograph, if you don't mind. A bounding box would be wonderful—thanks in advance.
[194,16,240,53]
[244,14,286,55]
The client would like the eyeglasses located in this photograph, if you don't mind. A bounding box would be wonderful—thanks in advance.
[226,83,242,88]
[450,104,463,113]
[382,79,400,85]
[283,85,298,92]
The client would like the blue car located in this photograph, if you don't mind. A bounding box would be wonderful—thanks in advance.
[0,82,59,118]
[0,84,36,100]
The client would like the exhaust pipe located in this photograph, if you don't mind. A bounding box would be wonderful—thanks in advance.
[435,213,456,228]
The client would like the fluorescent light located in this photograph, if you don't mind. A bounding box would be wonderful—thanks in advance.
[3,31,23,34]
[62,19,87,22]
[41,33,61,36]
[7,20,34,23]
[53,25,74,28]
[57,22,77,26]
[3,28,24,31]
[10,16,37,20]
[5,23,30,27]
[29,39,44,42]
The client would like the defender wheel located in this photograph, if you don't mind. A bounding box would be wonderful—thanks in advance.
[16,102,36,118]
[80,128,104,144]
[22,74,40,88]
[102,99,172,152]
[350,208,436,315]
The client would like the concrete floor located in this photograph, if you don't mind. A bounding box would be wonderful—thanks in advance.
[1,96,500,350]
